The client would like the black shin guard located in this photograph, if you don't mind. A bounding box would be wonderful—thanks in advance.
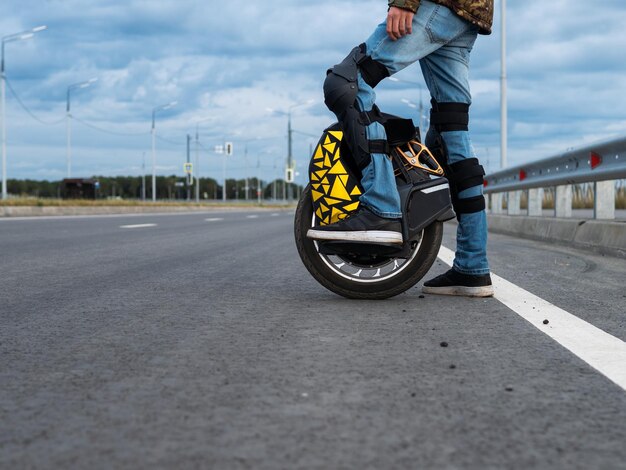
[427,100,485,217]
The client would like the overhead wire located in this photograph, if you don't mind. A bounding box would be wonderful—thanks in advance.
[73,116,150,137]
[5,77,65,126]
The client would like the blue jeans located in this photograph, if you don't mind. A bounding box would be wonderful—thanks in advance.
[355,0,489,275]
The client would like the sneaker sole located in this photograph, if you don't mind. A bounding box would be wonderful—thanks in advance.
[306,229,403,244]
[422,285,494,298]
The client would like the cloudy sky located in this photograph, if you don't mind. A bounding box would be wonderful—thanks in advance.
[1,0,625,184]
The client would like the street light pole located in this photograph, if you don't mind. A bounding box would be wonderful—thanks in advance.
[501,0,508,169]
[195,124,200,202]
[1,25,47,200]
[66,78,97,178]
[151,101,177,201]
[141,152,146,201]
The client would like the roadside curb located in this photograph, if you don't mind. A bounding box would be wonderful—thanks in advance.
[487,214,626,259]
[0,205,291,217]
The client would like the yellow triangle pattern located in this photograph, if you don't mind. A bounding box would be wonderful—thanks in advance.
[323,142,337,154]
[324,197,342,206]
[328,161,347,175]
[323,154,331,168]
[328,131,343,140]
[309,129,363,225]
[331,207,344,222]
[312,190,324,202]
[343,201,360,212]
[314,145,324,160]
[330,178,351,201]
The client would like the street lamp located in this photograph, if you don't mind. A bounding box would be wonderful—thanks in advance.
[1,25,47,199]
[501,0,508,169]
[267,99,314,201]
[66,78,97,178]
[151,101,177,201]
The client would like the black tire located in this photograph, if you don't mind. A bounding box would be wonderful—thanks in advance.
[294,185,443,299]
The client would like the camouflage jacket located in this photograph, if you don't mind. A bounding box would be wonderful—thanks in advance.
[389,0,493,35]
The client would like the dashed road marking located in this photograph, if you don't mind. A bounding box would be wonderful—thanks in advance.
[120,224,157,229]
[205,218,224,222]
[246,215,259,219]
[437,245,626,391]
[271,213,280,217]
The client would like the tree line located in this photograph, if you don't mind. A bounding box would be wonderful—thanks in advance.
[6,176,303,201]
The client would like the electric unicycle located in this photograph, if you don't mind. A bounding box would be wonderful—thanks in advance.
[294,123,456,299]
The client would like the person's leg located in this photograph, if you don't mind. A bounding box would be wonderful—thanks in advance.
[357,0,473,218]
[418,27,492,294]
[310,1,480,244]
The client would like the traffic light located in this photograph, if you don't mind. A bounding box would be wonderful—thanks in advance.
[285,168,294,183]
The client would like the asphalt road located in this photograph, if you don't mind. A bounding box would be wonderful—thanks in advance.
[1,209,625,469]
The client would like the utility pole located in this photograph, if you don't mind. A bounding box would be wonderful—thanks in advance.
[244,143,249,200]
[287,113,293,202]
[141,152,146,201]
[195,125,200,202]
[186,134,191,201]
[1,25,47,200]
[500,0,507,169]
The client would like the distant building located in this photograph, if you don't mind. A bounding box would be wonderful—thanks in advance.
[61,178,99,199]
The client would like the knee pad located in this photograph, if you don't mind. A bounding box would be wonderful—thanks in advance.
[323,44,390,171]
[447,158,486,215]
[323,44,389,114]
[426,100,484,215]
[430,99,470,132]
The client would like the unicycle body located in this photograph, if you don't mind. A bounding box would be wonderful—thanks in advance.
[294,123,455,299]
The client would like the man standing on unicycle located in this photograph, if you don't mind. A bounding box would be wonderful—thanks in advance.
[307,0,494,298]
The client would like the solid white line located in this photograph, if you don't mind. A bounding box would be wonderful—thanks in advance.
[120,224,157,229]
[205,218,224,222]
[437,245,626,391]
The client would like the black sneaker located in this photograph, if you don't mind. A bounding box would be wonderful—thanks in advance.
[307,207,403,244]
[422,268,494,297]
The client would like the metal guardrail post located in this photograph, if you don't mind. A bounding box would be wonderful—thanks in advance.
[508,190,522,215]
[595,181,615,220]
[528,188,542,216]
[555,185,573,218]
[491,193,504,214]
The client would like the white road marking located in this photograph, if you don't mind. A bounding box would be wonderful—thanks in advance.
[437,246,626,391]
[271,213,280,217]
[205,218,224,222]
[120,224,157,229]
[246,215,259,219]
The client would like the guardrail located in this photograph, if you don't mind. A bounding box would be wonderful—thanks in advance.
[484,136,626,220]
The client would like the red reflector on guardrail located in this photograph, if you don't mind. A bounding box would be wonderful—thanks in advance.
[590,152,602,169]
[519,170,527,181]
[483,180,488,187]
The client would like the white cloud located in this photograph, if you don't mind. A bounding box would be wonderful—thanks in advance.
[1,0,625,182]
